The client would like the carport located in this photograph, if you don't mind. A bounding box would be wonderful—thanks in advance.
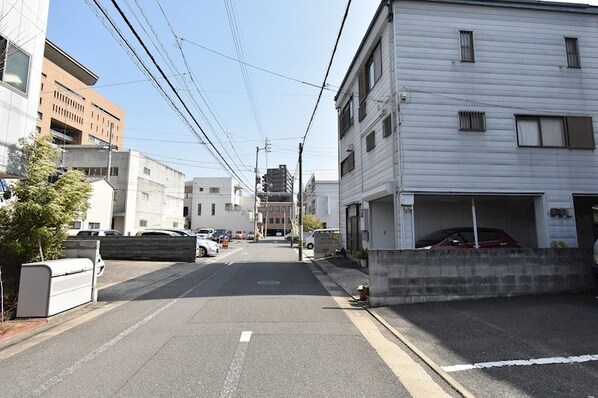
[573,195,598,248]
[413,194,540,248]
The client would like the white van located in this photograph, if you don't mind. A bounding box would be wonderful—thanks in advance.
[304,228,339,250]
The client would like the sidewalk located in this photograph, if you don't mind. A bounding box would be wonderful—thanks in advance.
[309,255,370,301]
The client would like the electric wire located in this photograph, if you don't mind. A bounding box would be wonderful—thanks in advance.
[127,0,250,187]
[102,0,254,193]
[301,0,351,146]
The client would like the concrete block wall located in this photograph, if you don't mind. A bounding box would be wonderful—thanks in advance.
[67,236,197,262]
[369,249,594,306]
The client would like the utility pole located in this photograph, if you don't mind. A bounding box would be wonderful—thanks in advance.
[253,139,271,242]
[106,123,113,182]
[253,146,260,242]
[298,143,303,261]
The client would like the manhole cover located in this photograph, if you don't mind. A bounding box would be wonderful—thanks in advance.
[257,280,280,285]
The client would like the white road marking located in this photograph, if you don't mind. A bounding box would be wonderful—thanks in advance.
[443,354,598,373]
[220,331,253,398]
[30,264,232,396]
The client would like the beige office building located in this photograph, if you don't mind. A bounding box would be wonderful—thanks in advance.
[36,40,125,153]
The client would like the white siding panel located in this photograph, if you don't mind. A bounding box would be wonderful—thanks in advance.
[395,1,598,198]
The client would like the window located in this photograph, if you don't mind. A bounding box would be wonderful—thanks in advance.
[209,187,220,194]
[366,131,376,152]
[69,221,82,229]
[142,192,149,201]
[89,222,100,229]
[275,206,280,212]
[358,40,382,122]
[565,37,580,68]
[341,151,355,177]
[366,41,382,91]
[37,112,42,120]
[199,187,204,192]
[516,115,594,149]
[0,36,31,94]
[211,203,216,216]
[140,219,148,227]
[275,218,280,224]
[459,111,486,132]
[173,222,179,228]
[339,96,353,137]
[183,207,189,217]
[383,114,392,138]
[459,30,475,62]
[197,203,202,215]
[143,167,151,176]
[269,218,274,224]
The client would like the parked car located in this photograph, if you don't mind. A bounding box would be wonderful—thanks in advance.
[246,231,256,240]
[304,228,340,250]
[212,229,232,242]
[195,228,214,240]
[233,230,246,239]
[136,230,179,237]
[77,229,122,236]
[95,254,105,277]
[137,229,219,257]
[415,227,521,249]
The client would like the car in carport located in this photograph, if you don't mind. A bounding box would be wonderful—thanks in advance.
[415,227,521,249]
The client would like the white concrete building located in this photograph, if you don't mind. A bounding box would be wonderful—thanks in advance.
[185,177,256,232]
[336,0,598,253]
[0,0,50,178]
[62,146,185,235]
[304,170,339,229]
[68,178,114,235]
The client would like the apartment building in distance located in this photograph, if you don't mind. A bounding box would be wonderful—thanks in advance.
[0,0,50,178]
[185,177,256,233]
[37,40,125,152]
[62,147,185,235]
[262,164,293,193]
[304,170,339,229]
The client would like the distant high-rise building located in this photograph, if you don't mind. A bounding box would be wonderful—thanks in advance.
[262,164,292,193]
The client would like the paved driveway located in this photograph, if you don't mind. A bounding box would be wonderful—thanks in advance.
[373,291,598,397]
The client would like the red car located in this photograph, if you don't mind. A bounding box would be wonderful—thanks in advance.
[415,228,521,249]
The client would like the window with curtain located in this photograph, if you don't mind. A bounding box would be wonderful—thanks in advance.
[565,37,580,68]
[516,115,594,149]
[459,30,475,62]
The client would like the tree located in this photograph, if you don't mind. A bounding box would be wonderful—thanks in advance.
[0,134,92,262]
[302,214,323,232]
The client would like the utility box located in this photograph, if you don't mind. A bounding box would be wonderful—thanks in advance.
[17,258,94,318]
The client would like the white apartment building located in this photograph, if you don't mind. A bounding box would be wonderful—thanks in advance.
[304,170,339,229]
[68,178,114,235]
[0,0,50,178]
[185,177,256,232]
[62,146,185,235]
[336,0,598,252]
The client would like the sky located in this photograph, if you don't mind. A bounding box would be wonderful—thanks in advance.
[45,0,382,195]
[45,0,598,195]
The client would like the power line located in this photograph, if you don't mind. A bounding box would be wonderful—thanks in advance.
[102,0,254,193]
[301,0,352,146]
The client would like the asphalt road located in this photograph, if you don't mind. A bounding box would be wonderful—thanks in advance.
[0,239,443,397]
[374,292,598,397]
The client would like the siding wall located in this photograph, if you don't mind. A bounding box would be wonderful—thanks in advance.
[394,1,598,194]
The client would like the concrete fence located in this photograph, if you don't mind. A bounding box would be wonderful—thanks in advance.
[67,236,197,262]
[369,248,595,306]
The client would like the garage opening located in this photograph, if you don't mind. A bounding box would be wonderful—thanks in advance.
[414,195,538,248]
[573,195,598,248]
